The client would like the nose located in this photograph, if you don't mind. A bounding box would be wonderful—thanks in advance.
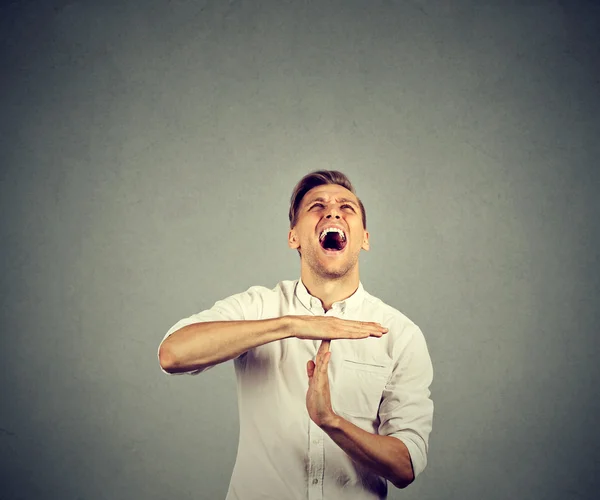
[326,212,341,219]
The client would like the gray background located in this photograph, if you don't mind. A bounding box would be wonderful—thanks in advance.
[1,0,599,499]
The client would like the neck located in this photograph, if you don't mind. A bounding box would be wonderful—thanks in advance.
[300,266,360,312]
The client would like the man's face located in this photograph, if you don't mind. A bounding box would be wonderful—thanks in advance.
[288,184,370,279]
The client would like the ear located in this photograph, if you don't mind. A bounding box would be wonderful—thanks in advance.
[361,230,370,251]
[288,229,300,249]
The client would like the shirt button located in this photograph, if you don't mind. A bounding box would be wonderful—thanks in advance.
[313,439,319,444]
[312,479,319,484]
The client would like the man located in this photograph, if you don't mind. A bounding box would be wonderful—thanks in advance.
[158,170,434,499]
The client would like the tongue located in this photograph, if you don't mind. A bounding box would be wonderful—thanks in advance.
[321,232,346,251]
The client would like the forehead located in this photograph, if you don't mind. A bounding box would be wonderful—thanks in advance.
[301,184,358,206]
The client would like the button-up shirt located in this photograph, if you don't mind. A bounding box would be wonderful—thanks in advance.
[159,280,434,499]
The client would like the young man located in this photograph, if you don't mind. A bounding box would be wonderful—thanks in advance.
[158,170,434,500]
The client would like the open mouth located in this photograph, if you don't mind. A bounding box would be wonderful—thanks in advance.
[319,228,347,252]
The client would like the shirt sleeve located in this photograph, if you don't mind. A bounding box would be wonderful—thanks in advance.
[157,286,266,375]
[377,322,434,478]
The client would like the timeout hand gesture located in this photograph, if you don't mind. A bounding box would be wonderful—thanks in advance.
[304,318,388,428]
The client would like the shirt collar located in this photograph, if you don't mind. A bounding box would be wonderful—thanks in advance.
[295,279,365,313]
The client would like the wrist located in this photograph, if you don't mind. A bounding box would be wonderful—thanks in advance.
[281,315,295,339]
[319,412,343,431]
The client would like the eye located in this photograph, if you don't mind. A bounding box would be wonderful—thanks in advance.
[341,204,355,211]
[310,203,325,210]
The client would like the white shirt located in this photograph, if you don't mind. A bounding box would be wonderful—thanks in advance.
[159,280,434,500]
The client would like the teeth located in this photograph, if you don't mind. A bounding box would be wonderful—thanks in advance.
[319,227,346,241]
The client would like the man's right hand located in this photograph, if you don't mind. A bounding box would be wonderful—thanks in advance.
[287,316,388,340]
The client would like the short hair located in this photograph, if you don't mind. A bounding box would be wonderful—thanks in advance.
[288,170,367,229]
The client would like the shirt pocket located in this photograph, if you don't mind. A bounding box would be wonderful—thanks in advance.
[334,359,392,420]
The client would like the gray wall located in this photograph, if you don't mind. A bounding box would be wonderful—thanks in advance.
[1,1,599,499]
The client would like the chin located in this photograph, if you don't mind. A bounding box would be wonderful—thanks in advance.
[318,269,346,279]
[316,261,356,279]
[303,248,358,278]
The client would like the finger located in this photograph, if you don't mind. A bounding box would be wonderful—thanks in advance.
[356,321,388,333]
[307,360,315,378]
[334,319,381,329]
[318,339,331,353]
[320,351,331,373]
[316,339,331,365]
[339,320,388,337]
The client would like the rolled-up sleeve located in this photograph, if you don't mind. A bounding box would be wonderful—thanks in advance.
[158,286,266,375]
[377,322,434,478]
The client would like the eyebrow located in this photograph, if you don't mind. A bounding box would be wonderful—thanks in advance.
[306,197,358,207]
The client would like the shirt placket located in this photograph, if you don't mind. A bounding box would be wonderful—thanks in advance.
[307,419,325,500]
[306,302,345,499]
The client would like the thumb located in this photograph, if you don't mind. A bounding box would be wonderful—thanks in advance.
[307,360,315,378]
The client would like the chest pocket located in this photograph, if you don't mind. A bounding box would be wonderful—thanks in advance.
[334,359,391,420]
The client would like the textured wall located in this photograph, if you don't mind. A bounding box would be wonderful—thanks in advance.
[1,1,599,499]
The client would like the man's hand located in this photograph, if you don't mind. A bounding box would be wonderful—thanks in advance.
[306,340,337,427]
[290,316,388,340]
[305,339,416,489]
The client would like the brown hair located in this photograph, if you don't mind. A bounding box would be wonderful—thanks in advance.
[288,170,367,228]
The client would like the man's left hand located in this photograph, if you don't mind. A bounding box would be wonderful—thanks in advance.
[306,339,337,427]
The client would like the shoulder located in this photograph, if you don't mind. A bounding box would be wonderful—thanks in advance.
[362,290,422,335]
[242,280,296,297]
[235,280,297,305]
[362,291,431,363]
[230,280,296,319]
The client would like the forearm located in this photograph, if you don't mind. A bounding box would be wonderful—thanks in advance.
[321,415,414,489]
[159,317,291,373]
